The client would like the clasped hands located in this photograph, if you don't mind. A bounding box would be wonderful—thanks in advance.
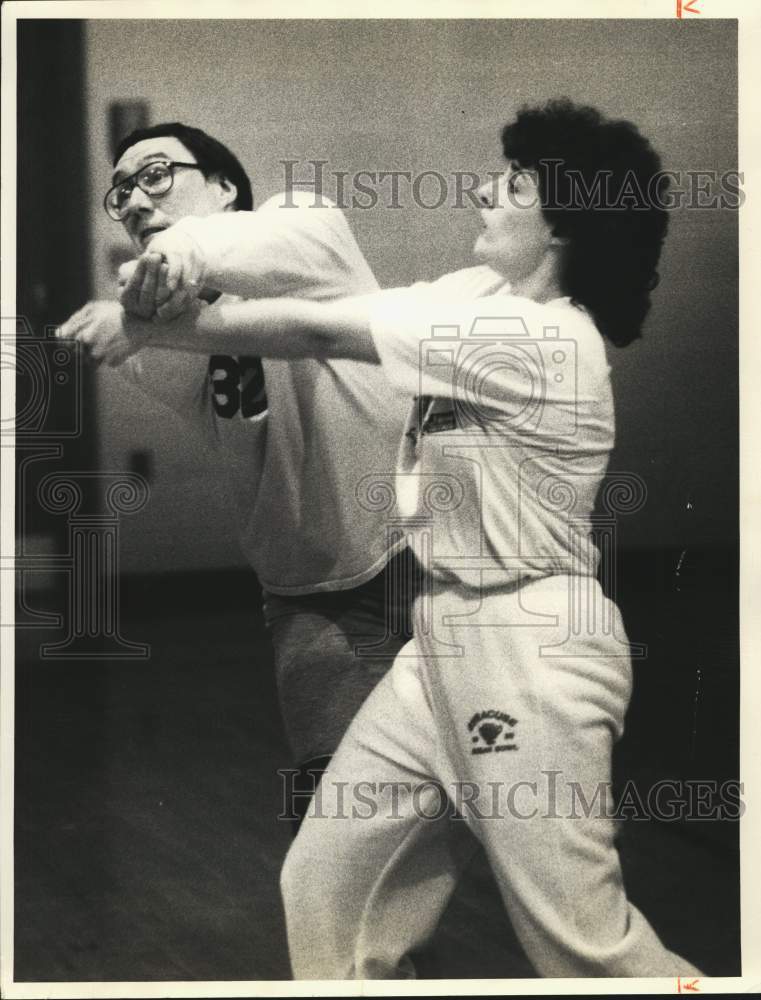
[56,227,206,366]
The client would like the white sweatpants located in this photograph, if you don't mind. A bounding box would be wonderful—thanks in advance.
[280,574,703,979]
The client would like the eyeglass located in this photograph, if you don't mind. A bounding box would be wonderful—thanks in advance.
[103,160,204,221]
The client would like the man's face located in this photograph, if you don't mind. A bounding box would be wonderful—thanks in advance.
[112,136,236,252]
[473,163,555,280]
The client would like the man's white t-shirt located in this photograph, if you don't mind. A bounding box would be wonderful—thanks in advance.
[120,192,415,595]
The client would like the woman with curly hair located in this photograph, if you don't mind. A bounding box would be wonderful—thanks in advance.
[63,99,700,979]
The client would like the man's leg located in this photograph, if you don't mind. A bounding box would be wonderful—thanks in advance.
[280,649,476,980]
[286,755,332,835]
[263,550,413,773]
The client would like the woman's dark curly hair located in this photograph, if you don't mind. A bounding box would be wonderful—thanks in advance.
[501,99,669,347]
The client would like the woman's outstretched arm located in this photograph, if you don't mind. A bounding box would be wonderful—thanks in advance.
[57,295,380,367]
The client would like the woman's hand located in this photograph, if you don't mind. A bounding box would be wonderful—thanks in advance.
[56,300,155,367]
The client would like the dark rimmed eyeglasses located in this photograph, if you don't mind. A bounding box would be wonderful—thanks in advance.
[103,161,204,221]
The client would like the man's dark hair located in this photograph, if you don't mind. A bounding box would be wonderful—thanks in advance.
[502,99,669,347]
[113,122,253,212]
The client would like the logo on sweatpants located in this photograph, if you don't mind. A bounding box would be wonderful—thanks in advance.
[468,710,518,754]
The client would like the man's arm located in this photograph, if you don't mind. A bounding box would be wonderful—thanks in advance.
[58,192,383,391]
[121,193,379,320]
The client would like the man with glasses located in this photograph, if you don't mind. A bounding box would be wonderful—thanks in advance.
[66,122,414,827]
[63,101,704,980]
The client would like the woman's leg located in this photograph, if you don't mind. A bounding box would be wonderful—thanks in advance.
[427,576,703,978]
[280,647,476,979]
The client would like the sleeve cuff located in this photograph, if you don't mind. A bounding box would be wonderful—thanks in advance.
[368,287,432,397]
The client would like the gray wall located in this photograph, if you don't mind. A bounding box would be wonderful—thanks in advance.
[86,19,737,570]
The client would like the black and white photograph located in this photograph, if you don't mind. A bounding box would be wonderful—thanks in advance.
[1,2,758,995]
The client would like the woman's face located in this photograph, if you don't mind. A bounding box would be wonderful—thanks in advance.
[473,162,556,281]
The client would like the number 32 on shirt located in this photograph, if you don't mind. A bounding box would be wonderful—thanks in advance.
[209,355,268,419]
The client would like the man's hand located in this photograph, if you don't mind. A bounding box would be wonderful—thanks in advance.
[56,300,154,367]
[120,226,208,323]
[118,254,172,319]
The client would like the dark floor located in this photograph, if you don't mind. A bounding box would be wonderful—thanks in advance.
[13,558,741,984]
